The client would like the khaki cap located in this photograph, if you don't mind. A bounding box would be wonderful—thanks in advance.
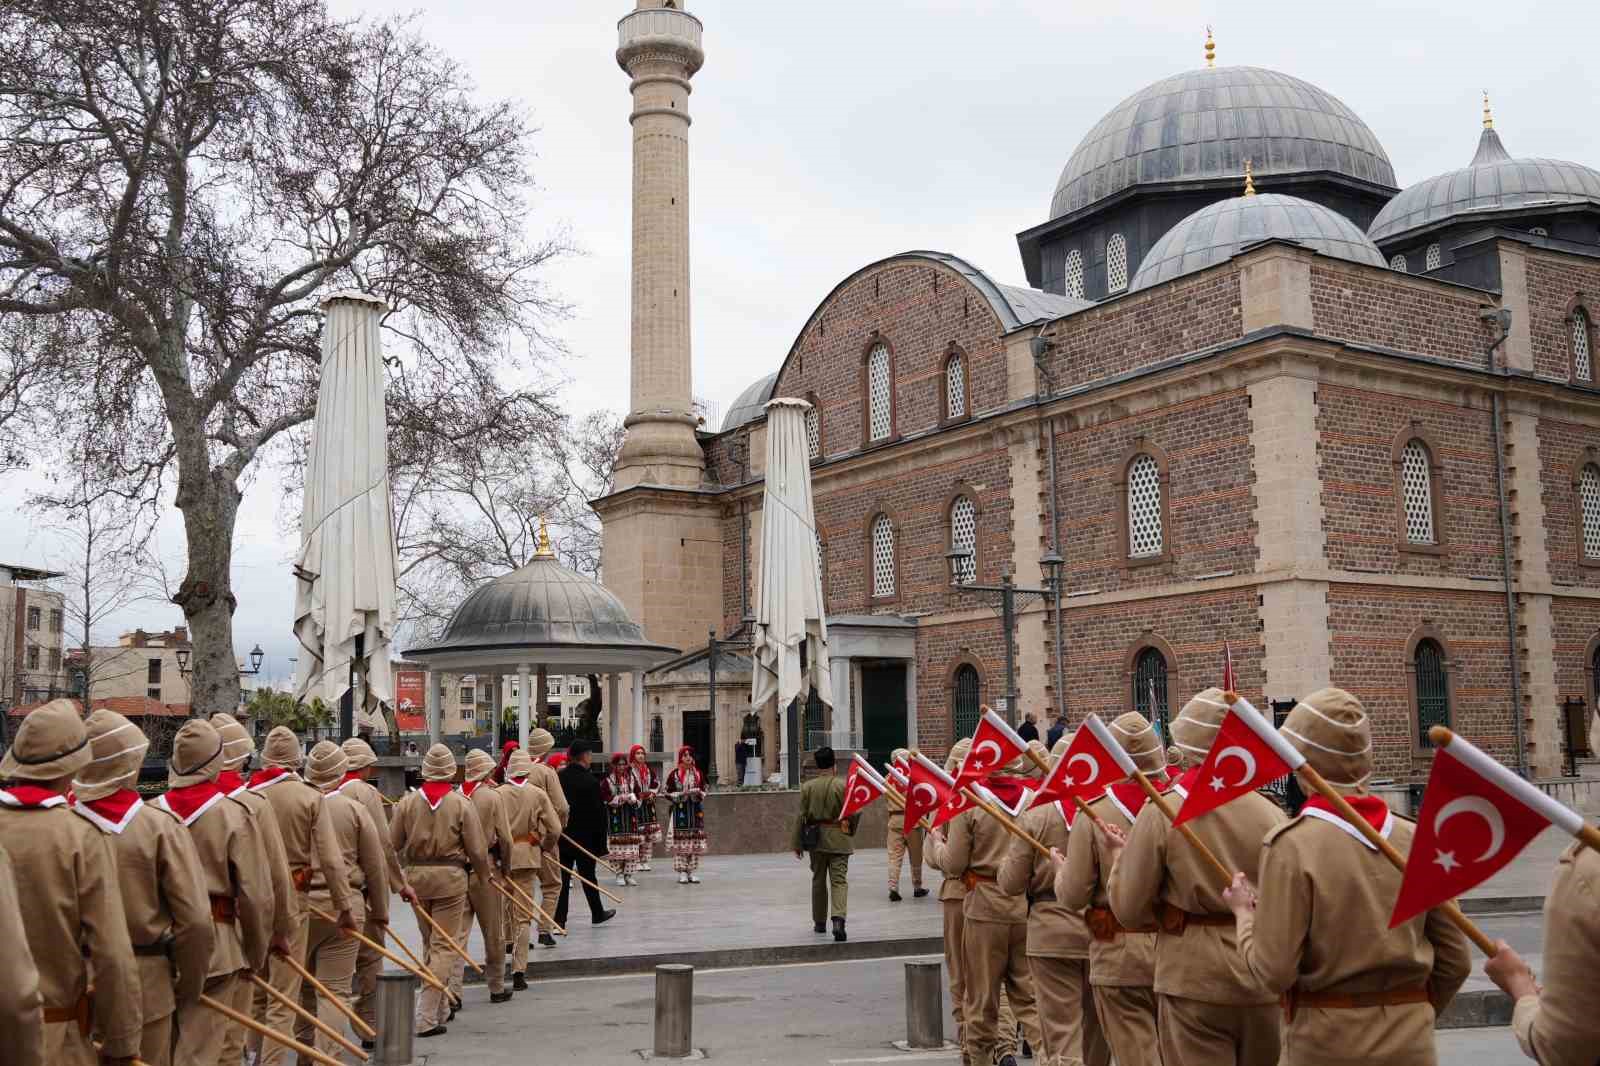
[945,738,972,774]
[422,744,457,782]
[1282,687,1373,789]
[0,699,91,782]
[168,719,226,787]
[341,737,378,771]
[1108,711,1166,775]
[305,741,350,790]
[464,748,495,783]
[1170,687,1229,766]
[210,712,256,769]
[527,729,556,757]
[506,749,534,779]
[260,726,304,769]
[73,710,150,801]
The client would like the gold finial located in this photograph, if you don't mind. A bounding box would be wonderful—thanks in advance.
[534,516,555,559]
[1482,89,1493,130]
[1243,158,1256,197]
[1204,25,1216,67]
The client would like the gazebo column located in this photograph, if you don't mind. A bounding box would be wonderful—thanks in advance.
[518,663,531,749]
[428,670,443,745]
[608,673,622,747]
[537,666,548,729]
[632,671,646,750]
[830,656,851,752]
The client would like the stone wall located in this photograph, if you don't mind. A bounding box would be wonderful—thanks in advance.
[699,788,891,855]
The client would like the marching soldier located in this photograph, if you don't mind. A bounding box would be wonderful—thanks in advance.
[1054,712,1166,1066]
[0,841,43,1066]
[73,710,214,1066]
[164,718,273,1064]
[453,748,514,1004]
[999,737,1108,1066]
[0,700,139,1065]
[298,742,389,1057]
[339,736,415,1038]
[502,748,562,987]
[527,728,570,936]
[886,747,927,901]
[1225,688,1471,1066]
[390,743,492,1037]
[790,746,855,942]
[1107,688,1285,1066]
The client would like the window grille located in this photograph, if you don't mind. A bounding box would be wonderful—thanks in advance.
[1401,441,1435,544]
[1132,647,1169,737]
[945,353,966,420]
[1389,254,1408,272]
[867,344,892,441]
[1425,243,1442,271]
[952,665,981,739]
[871,515,895,597]
[804,403,820,458]
[1127,454,1163,557]
[815,530,825,578]
[1063,250,1085,300]
[1582,465,1600,559]
[1106,233,1129,293]
[1415,639,1449,744]
[1574,310,1592,382]
[950,496,977,584]
[1531,227,1548,237]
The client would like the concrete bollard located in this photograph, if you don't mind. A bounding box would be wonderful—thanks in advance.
[374,970,419,1066]
[904,960,944,1049]
[653,963,695,1058]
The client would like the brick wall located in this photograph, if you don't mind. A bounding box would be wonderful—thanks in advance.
[1308,263,1493,368]
[1537,416,1600,589]
[1551,598,1600,705]
[914,619,1008,759]
[703,430,745,489]
[1524,253,1600,383]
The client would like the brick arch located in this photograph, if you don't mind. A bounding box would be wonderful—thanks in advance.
[1115,438,1173,567]
[859,333,898,447]
[1585,632,1600,716]
[1122,631,1184,720]
[946,655,989,746]
[1566,292,1596,385]
[941,342,972,426]
[802,389,824,461]
[1403,622,1457,753]
[865,510,899,605]
[1569,447,1600,567]
[1391,424,1448,556]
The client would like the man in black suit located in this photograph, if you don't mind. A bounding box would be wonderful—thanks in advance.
[555,741,616,926]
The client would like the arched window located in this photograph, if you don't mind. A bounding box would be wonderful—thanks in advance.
[952,664,982,740]
[1425,243,1442,271]
[1400,440,1436,545]
[1063,249,1085,300]
[804,399,821,459]
[1106,233,1129,294]
[870,514,895,599]
[944,350,967,422]
[866,343,892,442]
[1580,464,1600,560]
[1389,254,1408,272]
[650,715,664,753]
[1126,453,1164,558]
[1573,308,1593,383]
[1414,638,1450,745]
[1132,647,1170,736]
[949,495,977,584]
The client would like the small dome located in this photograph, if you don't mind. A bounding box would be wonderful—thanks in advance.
[1051,66,1395,220]
[1130,192,1387,291]
[721,372,777,432]
[1368,125,1600,243]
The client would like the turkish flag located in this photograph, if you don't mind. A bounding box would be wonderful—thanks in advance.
[1222,640,1237,695]
[955,710,1029,786]
[1028,713,1131,811]
[931,783,978,829]
[839,756,887,821]
[1390,739,1573,926]
[902,753,958,831]
[1172,704,1295,826]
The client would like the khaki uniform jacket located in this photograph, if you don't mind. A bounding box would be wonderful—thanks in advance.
[177,794,273,977]
[1512,841,1600,1066]
[311,792,390,925]
[998,803,1091,958]
[531,762,570,828]
[1057,791,1157,986]
[790,774,854,854]
[1235,812,1471,1063]
[923,816,968,903]
[502,779,561,872]
[226,782,297,943]
[466,783,515,877]
[0,844,42,1066]
[336,776,406,892]
[82,800,215,1019]
[0,803,141,1056]
[390,788,492,900]
[253,773,354,915]
[935,803,1026,924]
[1108,787,1285,1005]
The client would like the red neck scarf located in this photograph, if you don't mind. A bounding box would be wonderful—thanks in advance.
[341,770,364,786]
[1104,768,1171,824]
[986,775,1033,810]
[1166,766,1201,798]
[159,781,224,826]
[0,784,68,809]
[216,769,246,796]
[1300,794,1393,848]
[420,781,452,809]
[461,779,483,799]
[249,766,295,790]
[76,789,143,834]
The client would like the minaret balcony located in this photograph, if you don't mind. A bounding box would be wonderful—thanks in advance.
[617,7,704,75]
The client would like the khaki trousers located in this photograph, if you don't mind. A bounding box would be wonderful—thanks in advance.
[1092,984,1162,1066]
[961,919,1040,1066]
[354,917,386,1031]
[40,1021,96,1066]
[450,877,505,996]
[887,827,924,891]
[507,869,538,974]
[943,899,966,1044]
[1157,994,1280,1066]
[258,915,310,1066]
[217,962,255,1066]
[415,894,466,1031]
[174,972,239,1066]
[1030,956,1108,1066]
[139,1009,173,1066]
[298,900,363,1055]
[809,851,849,922]
[537,847,562,932]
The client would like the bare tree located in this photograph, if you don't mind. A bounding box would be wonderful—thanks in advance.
[0,0,567,714]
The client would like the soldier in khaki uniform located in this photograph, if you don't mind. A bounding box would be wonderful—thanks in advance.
[164,718,274,1065]
[73,710,214,1066]
[526,729,570,935]
[790,746,855,941]
[1107,688,1285,1066]
[1000,738,1108,1066]
[0,841,43,1066]
[502,748,562,986]
[391,743,492,1037]
[0,700,140,1065]
[297,742,389,1056]
[885,748,927,901]
[452,748,514,1004]
[1226,688,1471,1066]
[1055,711,1166,1066]
[338,736,414,1037]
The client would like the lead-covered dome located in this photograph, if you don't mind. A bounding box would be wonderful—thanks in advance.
[1130,192,1386,291]
[721,372,777,432]
[1051,66,1395,220]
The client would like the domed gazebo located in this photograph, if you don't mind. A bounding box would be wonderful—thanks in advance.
[403,522,678,750]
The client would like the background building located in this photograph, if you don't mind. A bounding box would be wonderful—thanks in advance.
[1,563,69,709]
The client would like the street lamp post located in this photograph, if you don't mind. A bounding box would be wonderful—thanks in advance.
[945,549,1064,727]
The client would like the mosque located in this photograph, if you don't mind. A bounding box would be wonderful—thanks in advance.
[594,3,1600,796]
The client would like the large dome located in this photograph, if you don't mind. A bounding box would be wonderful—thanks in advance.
[1051,66,1395,220]
[1130,192,1387,292]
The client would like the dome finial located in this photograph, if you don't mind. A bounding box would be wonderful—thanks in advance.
[1204,25,1216,67]
[534,516,555,559]
[1243,157,1256,197]
[1482,89,1493,130]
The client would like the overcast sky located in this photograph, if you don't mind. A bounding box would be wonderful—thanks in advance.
[4,0,1597,683]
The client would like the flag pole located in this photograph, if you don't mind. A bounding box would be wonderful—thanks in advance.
[962,786,1053,859]
[1429,724,1600,857]
[1071,794,1113,835]
[1132,768,1235,889]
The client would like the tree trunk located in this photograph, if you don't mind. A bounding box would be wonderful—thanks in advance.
[173,468,243,717]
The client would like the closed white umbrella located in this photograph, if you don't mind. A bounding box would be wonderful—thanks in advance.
[292,291,396,734]
[751,397,832,785]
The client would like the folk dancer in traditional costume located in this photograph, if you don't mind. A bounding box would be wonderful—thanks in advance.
[453,748,513,1005]
[1224,688,1471,1066]
[0,700,140,1066]
[526,728,570,943]
[338,736,414,1043]
[1055,712,1168,1066]
[886,747,927,901]
[1107,688,1286,1066]
[665,745,709,884]
[602,751,644,886]
[501,749,562,986]
[631,744,661,871]
[73,710,213,1066]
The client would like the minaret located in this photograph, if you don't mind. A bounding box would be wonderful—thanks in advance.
[615,1,706,490]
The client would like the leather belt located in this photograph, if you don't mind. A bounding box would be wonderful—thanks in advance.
[1086,905,1157,941]
[408,859,468,869]
[517,833,542,847]
[290,866,314,892]
[132,942,171,958]
[1283,983,1430,1022]
[1157,902,1233,935]
[42,992,92,1035]
[961,871,997,891]
[210,895,238,923]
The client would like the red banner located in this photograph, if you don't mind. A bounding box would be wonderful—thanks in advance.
[395,670,426,731]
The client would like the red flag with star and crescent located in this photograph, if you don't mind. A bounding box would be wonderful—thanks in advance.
[1222,640,1237,695]
[1390,733,1580,926]
[838,755,887,822]
[955,709,1029,787]
[1171,698,1299,826]
[902,753,959,831]
[1027,713,1131,811]
[931,781,978,829]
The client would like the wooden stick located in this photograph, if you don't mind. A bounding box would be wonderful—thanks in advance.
[411,899,482,975]
[499,876,567,936]
[246,973,369,1061]
[200,993,343,1066]
[1071,794,1114,835]
[560,832,620,875]
[1294,763,1497,957]
[542,851,626,904]
[375,921,450,994]
[1133,768,1235,889]
[273,943,378,1039]
[962,786,1053,859]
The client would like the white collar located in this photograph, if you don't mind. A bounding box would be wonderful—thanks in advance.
[248,771,300,792]
[333,777,361,796]
[1301,805,1394,851]
[0,790,67,808]
[74,796,145,835]
[152,791,225,827]
[505,778,528,789]
[1103,786,1137,825]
